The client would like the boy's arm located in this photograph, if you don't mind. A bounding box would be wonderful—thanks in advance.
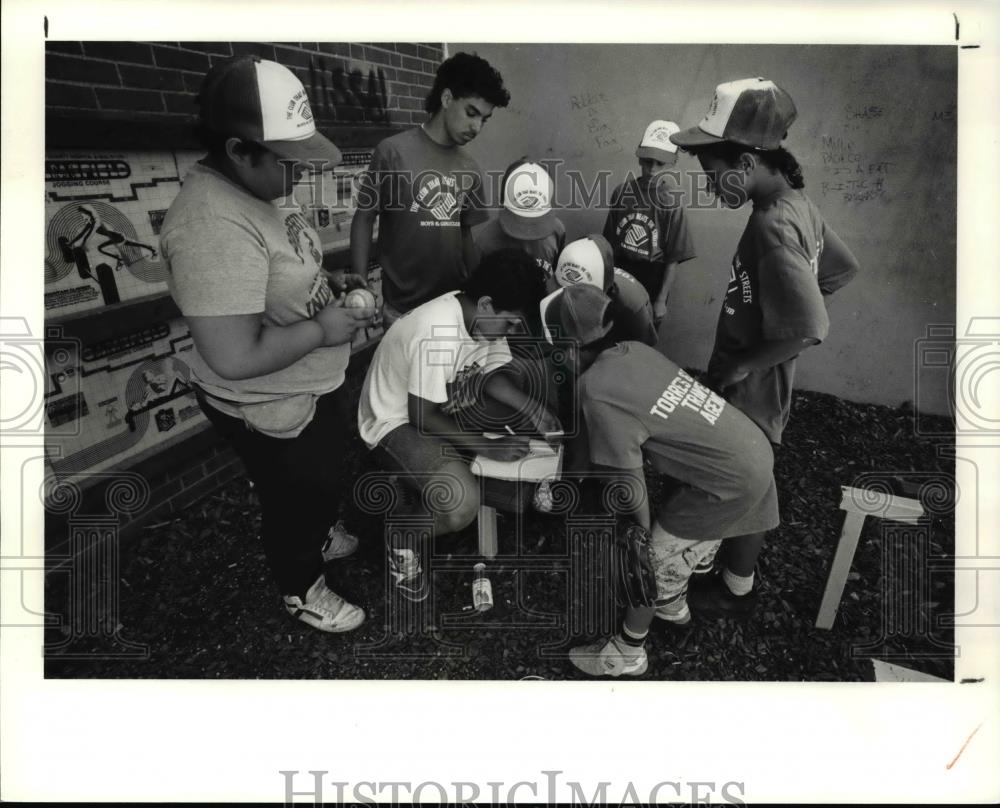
[590,463,650,530]
[583,396,650,527]
[602,208,617,244]
[349,207,378,280]
[709,336,818,390]
[710,242,830,389]
[483,370,561,434]
[186,306,373,381]
[818,224,860,296]
[652,261,679,322]
[461,224,479,276]
[658,200,696,302]
[407,393,529,460]
[350,146,388,279]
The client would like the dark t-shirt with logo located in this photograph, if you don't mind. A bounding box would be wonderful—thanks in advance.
[360,127,489,311]
[707,188,830,444]
[603,173,696,300]
[608,267,658,346]
[473,216,566,280]
[581,341,779,539]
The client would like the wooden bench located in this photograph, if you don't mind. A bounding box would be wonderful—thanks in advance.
[815,485,925,629]
[471,443,563,559]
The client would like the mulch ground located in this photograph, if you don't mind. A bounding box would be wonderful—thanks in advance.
[45,388,955,681]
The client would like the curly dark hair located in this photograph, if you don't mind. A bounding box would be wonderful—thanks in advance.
[686,141,805,189]
[425,51,510,114]
[465,248,546,313]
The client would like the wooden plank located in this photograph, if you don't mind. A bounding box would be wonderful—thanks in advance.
[871,659,949,683]
[478,504,498,560]
[815,510,868,630]
[840,486,924,524]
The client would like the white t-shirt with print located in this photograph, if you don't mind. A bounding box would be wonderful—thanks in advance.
[358,292,512,448]
[162,162,349,414]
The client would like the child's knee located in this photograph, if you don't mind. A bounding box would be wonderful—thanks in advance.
[427,464,480,533]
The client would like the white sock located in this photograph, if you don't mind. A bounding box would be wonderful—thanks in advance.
[722,568,754,596]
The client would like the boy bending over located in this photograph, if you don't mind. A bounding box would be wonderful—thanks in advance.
[358,249,552,600]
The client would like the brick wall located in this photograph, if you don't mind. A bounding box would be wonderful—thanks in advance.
[45,424,244,558]
[43,42,439,553]
[140,433,244,528]
[45,41,445,129]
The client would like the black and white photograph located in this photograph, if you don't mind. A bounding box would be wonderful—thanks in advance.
[2,0,998,804]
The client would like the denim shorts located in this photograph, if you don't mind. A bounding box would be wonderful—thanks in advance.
[375,423,470,480]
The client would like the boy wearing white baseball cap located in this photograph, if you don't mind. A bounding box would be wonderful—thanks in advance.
[545,235,658,481]
[603,120,696,326]
[553,234,657,347]
[473,156,566,281]
[669,77,860,616]
[161,56,375,635]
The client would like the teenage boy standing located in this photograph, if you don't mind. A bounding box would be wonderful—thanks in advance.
[351,52,510,326]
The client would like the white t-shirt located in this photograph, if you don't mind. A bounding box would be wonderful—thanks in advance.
[358,292,512,447]
[161,162,349,431]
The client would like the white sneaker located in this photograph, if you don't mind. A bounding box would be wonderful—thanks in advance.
[283,575,365,633]
[569,635,648,677]
[321,520,359,561]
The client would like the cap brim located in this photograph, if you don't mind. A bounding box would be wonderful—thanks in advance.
[669,126,727,150]
[539,288,563,344]
[264,130,342,169]
[635,146,679,164]
[499,208,557,241]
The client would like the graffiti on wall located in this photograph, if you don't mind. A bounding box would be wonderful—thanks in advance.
[309,56,391,124]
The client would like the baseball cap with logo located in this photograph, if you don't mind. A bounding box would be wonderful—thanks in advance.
[635,119,680,164]
[197,55,342,167]
[498,157,558,241]
[670,77,797,151]
[554,234,615,294]
[540,284,614,347]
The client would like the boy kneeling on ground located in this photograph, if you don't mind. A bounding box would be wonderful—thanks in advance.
[358,249,554,601]
[544,284,779,677]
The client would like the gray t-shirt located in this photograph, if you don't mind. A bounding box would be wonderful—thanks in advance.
[581,341,779,540]
[161,162,349,431]
[358,127,489,312]
[707,188,831,444]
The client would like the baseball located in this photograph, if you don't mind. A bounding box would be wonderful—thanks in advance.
[344,288,376,309]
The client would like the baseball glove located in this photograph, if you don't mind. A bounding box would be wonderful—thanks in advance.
[614,523,659,608]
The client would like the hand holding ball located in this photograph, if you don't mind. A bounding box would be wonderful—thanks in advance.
[344,288,377,310]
